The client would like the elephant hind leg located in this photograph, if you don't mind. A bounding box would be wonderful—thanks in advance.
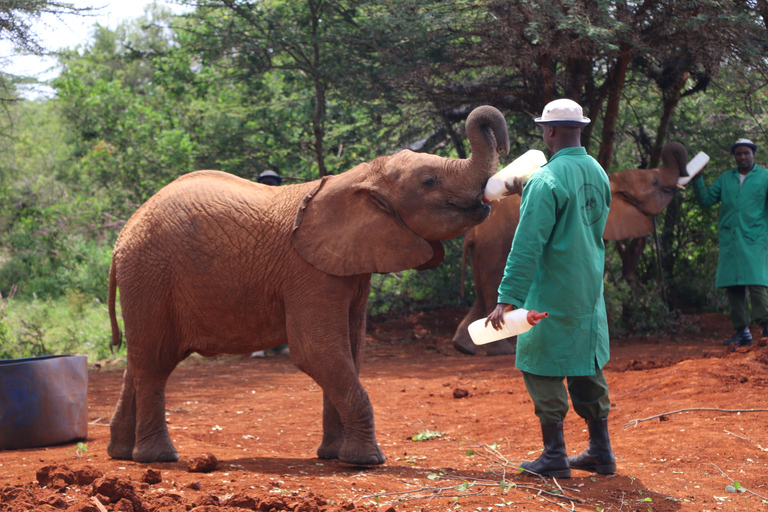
[483,337,516,356]
[131,361,180,463]
[108,354,180,462]
[452,298,486,355]
[108,364,137,460]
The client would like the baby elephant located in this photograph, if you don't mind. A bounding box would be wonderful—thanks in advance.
[106,105,510,464]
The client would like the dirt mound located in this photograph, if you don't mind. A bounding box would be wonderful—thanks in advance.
[1,464,372,512]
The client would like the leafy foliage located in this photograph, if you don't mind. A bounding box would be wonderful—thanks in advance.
[2,0,768,358]
[411,430,444,441]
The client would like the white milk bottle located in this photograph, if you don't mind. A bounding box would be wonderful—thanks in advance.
[483,149,547,202]
[468,308,549,345]
[678,151,709,185]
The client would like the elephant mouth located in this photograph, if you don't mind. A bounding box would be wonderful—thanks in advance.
[451,193,491,222]
[466,200,492,221]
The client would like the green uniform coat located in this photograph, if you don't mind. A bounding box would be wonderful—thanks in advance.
[497,147,611,377]
[692,165,768,287]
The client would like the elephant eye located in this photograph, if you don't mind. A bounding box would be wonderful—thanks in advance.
[652,179,660,186]
[423,176,438,188]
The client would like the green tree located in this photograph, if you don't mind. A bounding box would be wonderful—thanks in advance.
[54,5,199,205]
[180,0,368,177]
[0,1,95,104]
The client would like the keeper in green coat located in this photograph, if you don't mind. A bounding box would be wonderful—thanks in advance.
[691,138,768,346]
[487,99,614,479]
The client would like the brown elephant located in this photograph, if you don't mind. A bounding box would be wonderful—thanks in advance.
[452,142,688,356]
[106,106,510,464]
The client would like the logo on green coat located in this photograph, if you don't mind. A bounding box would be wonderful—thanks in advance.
[579,184,604,226]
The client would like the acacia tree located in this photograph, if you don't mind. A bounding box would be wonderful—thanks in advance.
[0,1,94,101]
[336,1,763,172]
[339,0,768,320]
[179,0,366,177]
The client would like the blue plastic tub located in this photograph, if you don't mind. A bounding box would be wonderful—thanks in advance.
[0,355,88,450]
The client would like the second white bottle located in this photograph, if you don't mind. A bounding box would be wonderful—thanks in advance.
[468,308,549,345]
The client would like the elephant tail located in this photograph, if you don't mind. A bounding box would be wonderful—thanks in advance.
[108,259,123,351]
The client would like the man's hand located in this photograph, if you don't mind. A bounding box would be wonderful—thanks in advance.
[486,303,515,330]
[503,176,525,196]
[693,163,706,180]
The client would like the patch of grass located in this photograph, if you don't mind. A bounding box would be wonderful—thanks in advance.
[1,295,125,362]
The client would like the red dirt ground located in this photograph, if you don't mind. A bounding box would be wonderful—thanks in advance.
[1,308,767,512]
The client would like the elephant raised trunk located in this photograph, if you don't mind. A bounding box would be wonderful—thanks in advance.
[456,105,511,182]
[659,141,689,184]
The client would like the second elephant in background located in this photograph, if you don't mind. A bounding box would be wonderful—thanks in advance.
[453,142,689,356]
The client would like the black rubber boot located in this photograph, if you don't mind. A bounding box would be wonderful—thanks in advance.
[520,422,571,478]
[568,418,617,474]
[722,327,752,346]
[762,323,768,338]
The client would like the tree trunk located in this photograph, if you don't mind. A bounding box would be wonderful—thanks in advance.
[653,69,690,296]
[596,43,630,170]
[310,0,327,177]
[443,113,467,160]
[615,237,646,329]
[615,238,646,288]
[649,71,690,168]
[312,77,327,177]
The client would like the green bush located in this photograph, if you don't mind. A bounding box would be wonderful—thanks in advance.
[0,295,124,361]
[368,237,469,316]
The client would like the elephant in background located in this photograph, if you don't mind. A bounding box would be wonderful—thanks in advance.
[452,142,689,356]
[106,106,510,464]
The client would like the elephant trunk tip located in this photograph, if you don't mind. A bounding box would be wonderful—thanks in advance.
[466,106,510,159]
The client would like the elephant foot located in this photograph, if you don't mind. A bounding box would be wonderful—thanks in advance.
[483,339,516,356]
[452,337,477,355]
[107,439,134,461]
[317,436,344,460]
[339,441,386,466]
[107,422,135,460]
[132,438,179,463]
[133,446,179,463]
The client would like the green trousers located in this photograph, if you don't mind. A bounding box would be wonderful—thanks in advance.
[725,285,768,330]
[522,364,610,425]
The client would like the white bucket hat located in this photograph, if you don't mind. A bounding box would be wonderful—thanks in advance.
[535,99,590,127]
[730,138,758,154]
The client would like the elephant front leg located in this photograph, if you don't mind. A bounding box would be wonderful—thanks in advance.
[304,366,383,465]
[290,338,384,465]
[287,282,384,465]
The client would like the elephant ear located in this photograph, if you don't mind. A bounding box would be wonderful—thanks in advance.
[603,195,655,241]
[292,167,437,276]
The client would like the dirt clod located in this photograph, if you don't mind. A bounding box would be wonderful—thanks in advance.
[35,465,75,489]
[187,453,218,473]
[140,468,161,485]
[452,388,469,398]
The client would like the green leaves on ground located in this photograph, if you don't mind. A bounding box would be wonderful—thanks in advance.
[411,430,444,441]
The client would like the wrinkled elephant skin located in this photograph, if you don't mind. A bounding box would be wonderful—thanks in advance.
[452,142,688,356]
[106,106,510,465]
